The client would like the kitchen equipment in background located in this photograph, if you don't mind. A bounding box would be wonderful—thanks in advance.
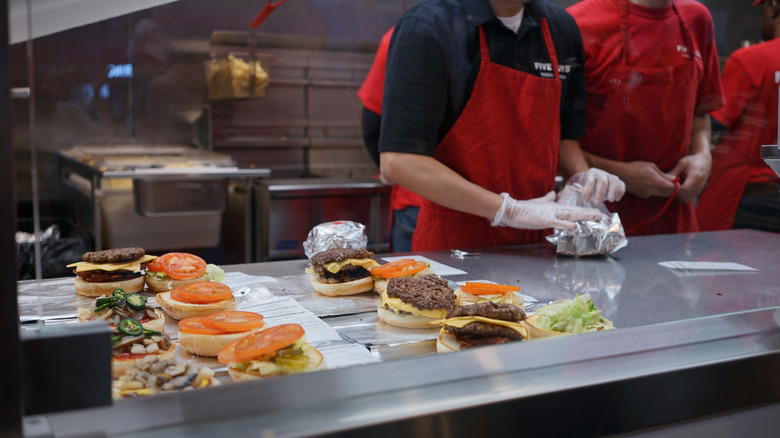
[254,178,391,261]
[761,84,780,180]
[59,145,269,261]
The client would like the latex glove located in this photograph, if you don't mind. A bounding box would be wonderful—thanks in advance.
[568,168,626,204]
[491,192,606,230]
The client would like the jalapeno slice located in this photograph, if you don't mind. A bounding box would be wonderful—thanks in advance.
[112,288,127,299]
[118,318,143,336]
[126,293,147,311]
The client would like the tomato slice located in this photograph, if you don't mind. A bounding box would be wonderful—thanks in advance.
[179,317,231,335]
[170,281,233,304]
[369,259,427,279]
[151,252,207,280]
[460,282,520,296]
[201,311,265,333]
[218,324,305,364]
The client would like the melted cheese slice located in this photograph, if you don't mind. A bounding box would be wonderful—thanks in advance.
[432,316,530,339]
[67,254,157,272]
[323,258,380,274]
[380,291,447,319]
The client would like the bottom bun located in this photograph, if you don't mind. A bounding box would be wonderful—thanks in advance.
[112,343,177,378]
[178,324,267,357]
[436,330,462,354]
[145,273,210,293]
[74,276,145,297]
[227,343,326,382]
[522,315,570,339]
[377,306,438,329]
[310,276,374,297]
[156,292,236,320]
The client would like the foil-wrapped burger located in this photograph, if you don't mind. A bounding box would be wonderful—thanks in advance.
[545,183,627,257]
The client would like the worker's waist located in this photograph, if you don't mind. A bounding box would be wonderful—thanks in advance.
[742,183,780,197]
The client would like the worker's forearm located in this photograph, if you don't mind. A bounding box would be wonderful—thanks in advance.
[689,114,712,156]
[380,152,504,219]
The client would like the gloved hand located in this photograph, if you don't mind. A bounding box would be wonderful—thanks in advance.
[491,192,606,230]
[568,168,626,204]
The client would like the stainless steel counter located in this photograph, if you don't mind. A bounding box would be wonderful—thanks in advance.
[20,230,780,437]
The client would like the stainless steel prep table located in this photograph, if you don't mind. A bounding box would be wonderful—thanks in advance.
[19,229,780,437]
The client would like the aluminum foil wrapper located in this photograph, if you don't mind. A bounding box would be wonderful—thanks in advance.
[303,220,368,259]
[545,183,628,257]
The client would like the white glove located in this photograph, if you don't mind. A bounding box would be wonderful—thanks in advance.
[491,192,606,230]
[568,168,626,204]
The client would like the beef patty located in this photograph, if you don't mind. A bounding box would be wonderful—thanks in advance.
[83,247,145,263]
[386,274,455,311]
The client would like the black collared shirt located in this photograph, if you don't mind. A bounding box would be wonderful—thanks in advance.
[379,0,586,156]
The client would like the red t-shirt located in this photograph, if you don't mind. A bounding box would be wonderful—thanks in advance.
[569,0,723,117]
[357,29,393,115]
[711,38,780,184]
[358,28,423,211]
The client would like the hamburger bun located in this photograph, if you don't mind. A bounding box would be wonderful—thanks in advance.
[178,324,267,357]
[521,314,574,339]
[112,343,177,378]
[436,329,462,354]
[377,306,439,329]
[309,275,374,297]
[226,343,326,382]
[74,276,145,298]
[145,273,210,293]
[156,292,236,320]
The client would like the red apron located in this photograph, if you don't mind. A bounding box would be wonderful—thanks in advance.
[412,22,561,251]
[581,1,703,236]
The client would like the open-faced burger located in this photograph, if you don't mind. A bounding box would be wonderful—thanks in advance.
[178,311,267,357]
[78,287,165,332]
[156,281,237,320]
[218,324,326,381]
[522,293,614,339]
[111,318,176,378]
[145,252,225,293]
[111,355,220,400]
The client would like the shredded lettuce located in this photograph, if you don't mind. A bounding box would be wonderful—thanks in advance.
[533,293,613,334]
[206,264,225,283]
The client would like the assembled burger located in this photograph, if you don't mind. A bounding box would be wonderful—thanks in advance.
[435,301,528,353]
[306,248,380,296]
[377,274,456,329]
[67,247,156,297]
[217,324,326,381]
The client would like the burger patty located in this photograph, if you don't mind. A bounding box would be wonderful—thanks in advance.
[316,264,372,283]
[445,302,526,341]
[455,335,515,349]
[446,321,525,341]
[447,302,526,322]
[83,247,145,263]
[386,274,455,311]
[77,270,142,283]
[311,248,375,266]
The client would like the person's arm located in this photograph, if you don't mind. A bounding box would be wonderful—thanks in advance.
[668,113,712,202]
[381,151,504,219]
[381,150,605,229]
[581,149,677,199]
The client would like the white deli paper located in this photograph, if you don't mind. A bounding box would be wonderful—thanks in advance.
[381,255,468,276]
[658,261,758,272]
